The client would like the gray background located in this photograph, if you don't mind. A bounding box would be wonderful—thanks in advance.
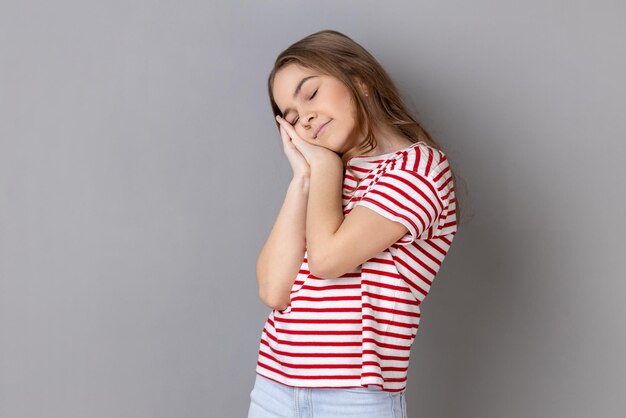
[1,1,624,417]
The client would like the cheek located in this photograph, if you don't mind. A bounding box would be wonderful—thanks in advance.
[296,126,307,138]
[338,95,357,121]
[294,126,315,143]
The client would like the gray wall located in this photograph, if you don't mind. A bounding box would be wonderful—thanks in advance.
[1,1,624,417]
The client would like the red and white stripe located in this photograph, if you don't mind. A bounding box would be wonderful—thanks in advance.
[255,141,457,392]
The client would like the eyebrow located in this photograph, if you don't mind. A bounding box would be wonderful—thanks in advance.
[281,75,318,119]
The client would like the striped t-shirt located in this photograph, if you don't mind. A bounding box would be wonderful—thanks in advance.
[255,140,458,392]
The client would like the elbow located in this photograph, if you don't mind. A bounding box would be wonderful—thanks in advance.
[260,291,290,311]
[256,263,289,310]
[307,252,338,279]
[258,285,291,311]
[308,263,327,279]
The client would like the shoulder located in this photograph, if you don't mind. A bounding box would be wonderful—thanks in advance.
[387,141,450,179]
[384,142,454,209]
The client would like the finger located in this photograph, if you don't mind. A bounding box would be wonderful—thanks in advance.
[277,120,299,146]
[276,117,301,142]
[278,124,296,150]
[278,118,315,150]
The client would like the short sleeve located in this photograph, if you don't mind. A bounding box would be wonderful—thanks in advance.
[354,168,445,245]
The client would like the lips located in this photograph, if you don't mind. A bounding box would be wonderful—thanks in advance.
[314,120,331,139]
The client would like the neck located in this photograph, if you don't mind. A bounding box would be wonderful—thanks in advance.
[357,124,413,156]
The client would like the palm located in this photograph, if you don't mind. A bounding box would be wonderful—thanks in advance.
[285,141,310,176]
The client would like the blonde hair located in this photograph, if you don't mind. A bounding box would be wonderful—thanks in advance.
[268,29,462,224]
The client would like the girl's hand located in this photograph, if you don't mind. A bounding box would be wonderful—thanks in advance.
[275,115,341,169]
[277,118,311,178]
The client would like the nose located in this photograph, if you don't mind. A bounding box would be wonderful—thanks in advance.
[300,111,316,132]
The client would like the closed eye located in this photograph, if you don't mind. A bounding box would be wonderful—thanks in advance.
[291,89,318,124]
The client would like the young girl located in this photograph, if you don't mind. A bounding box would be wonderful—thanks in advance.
[248,29,459,418]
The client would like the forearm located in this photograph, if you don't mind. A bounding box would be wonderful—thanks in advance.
[306,159,345,276]
[256,176,309,309]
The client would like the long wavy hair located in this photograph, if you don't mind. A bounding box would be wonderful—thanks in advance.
[267,29,462,224]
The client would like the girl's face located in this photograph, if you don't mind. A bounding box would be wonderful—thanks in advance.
[272,63,364,155]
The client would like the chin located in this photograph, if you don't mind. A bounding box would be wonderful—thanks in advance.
[318,144,339,153]
[319,135,347,153]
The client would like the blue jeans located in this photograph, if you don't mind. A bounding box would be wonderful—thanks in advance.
[247,373,407,418]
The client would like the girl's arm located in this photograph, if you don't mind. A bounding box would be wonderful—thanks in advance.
[273,116,445,282]
[255,176,309,310]
[305,158,413,279]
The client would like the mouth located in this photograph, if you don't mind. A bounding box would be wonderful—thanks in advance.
[314,120,331,139]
